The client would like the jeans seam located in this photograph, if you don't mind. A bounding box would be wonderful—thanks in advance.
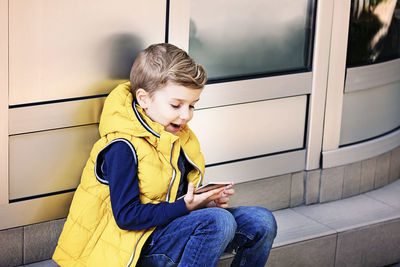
[236,230,255,242]
[240,256,247,267]
[140,253,177,265]
[146,225,200,250]
[189,234,206,267]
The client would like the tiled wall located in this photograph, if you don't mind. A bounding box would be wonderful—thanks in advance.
[0,219,65,267]
[305,146,400,205]
[229,172,305,210]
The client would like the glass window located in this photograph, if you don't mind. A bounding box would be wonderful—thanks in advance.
[347,0,400,67]
[189,0,314,81]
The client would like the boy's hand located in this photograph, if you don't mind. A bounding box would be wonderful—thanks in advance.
[208,184,235,209]
[184,183,226,211]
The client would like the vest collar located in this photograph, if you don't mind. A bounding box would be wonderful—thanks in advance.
[132,99,192,146]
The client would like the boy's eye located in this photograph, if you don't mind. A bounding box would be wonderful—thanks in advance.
[171,104,180,109]
[189,105,195,109]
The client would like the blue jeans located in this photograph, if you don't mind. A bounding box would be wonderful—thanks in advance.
[137,206,277,267]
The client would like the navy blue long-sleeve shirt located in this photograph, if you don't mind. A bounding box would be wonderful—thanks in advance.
[97,141,191,230]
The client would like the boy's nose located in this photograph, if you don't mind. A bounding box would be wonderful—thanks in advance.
[180,108,191,120]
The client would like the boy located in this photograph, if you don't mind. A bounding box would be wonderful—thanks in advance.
[53,43,277,267]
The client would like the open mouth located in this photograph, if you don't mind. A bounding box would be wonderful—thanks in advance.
[170,123,181,131]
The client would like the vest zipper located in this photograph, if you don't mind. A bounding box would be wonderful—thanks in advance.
[126,230,147,267]
[126,143,177,266]
[126,143,176,266]
[166,143,177,202]
[182,150,204,188]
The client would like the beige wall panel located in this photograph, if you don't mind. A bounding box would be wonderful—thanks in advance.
[190,96,307,165]
[322,0,351,151]
[0,192,73,230]
[345,59,400,93]
[168,0,191,51]
[197,73,311,110]
[0,0,8,204]
[9,0,165,105]
[9,125,99,200]
[340,81,400,146]
[305,0,334,170]
[9,97,105,135]
[204,150,306,184]
[323,128,400,168]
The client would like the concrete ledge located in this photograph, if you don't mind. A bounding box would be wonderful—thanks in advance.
[217,179,400,267]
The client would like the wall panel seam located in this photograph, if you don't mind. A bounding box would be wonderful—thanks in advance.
[0,0,9,205]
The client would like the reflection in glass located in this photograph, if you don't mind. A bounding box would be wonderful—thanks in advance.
[347,0,400,66]
[189,0,314,81]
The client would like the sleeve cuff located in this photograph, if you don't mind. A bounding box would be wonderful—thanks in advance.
[166,198,189,220]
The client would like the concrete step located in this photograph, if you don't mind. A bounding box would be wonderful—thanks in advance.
[219,179,400,267]
[20,180,400,267]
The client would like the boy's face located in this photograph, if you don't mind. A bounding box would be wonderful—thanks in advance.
[136,83,203,135]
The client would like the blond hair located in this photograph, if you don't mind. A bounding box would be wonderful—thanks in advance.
[130,43,207,97]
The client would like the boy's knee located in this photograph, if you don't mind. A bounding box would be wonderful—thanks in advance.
[203,208,237,239]
[248,207,277,238]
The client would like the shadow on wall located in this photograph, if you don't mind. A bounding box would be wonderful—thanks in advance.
[107,34,143,79]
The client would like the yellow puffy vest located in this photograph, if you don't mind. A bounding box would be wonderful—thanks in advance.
[53,82,205,267]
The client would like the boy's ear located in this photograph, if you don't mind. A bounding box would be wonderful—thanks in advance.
[136,88,150,109]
